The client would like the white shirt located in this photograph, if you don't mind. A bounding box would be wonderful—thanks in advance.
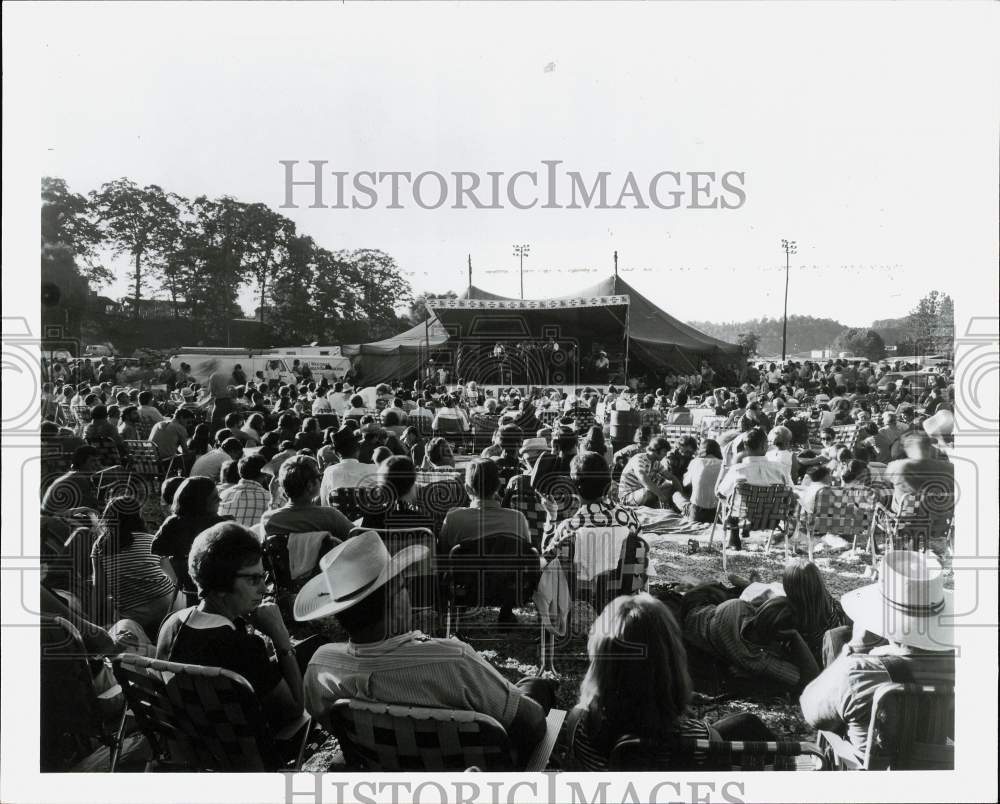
[311,396,333,414]
[684,457,724,509]
[320,459,378,504]
[716,455,792,499]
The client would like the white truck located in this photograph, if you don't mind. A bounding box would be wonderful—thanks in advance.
[169,349,352,385]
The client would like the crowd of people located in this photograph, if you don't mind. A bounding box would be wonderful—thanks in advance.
[37,352,956,771]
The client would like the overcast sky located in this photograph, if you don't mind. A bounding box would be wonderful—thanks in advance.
[14,2,1000,327]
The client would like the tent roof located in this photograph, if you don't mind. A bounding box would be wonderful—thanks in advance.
[453,275,739,355]
[341,316,449,356]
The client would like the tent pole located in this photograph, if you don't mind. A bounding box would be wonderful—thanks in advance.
[623,300,631,389]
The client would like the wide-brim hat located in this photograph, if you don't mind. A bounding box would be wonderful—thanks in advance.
[840,550,954,652]
[294,530,428,621]
[520,436,548,455]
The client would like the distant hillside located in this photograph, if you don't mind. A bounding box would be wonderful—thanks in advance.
[870,316,909,347]
[687,315,847,356]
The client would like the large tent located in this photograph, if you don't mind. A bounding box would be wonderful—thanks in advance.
[341,317,449,385]
[343,274,740,384]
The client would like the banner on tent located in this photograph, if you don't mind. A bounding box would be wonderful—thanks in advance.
[427,295,630,311]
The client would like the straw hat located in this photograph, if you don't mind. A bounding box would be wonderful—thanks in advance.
[293,530,428,621]
[840,551,954,652]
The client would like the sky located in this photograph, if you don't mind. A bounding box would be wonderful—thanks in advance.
[13,2,1000,328]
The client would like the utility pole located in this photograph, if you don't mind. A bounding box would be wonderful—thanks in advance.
[780,239,797,361]
[467,254,472,289]
[513,244,530,299]
[613,250,618,280]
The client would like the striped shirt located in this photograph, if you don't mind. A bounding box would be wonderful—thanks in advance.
[92,532,175,615]
[304,631,523,729]
[568,711,712,772]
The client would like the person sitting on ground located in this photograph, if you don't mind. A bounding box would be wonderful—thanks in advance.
[219,454,272,528]
[91,496,177,640]
[661,435,699,510]
[782,558,850,666]
[681,583,819,691]
[152,476,232,604]
[675,438,723,524]
[157,522,309,732]
[715,427,792,550]
[617,435,674,508]
[360,455,435,533]
[800,550,955,764]
[261,455,355,544]
[298,531,556,765]
[564,593,783,771]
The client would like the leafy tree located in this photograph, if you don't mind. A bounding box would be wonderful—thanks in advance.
[241,203,295,323]
[41,243,92,339]
[833,327,886,360]
[334,249,413,340]
[906,291,954,356]
[408,290,458,325]
[41,177,112,288]
[89,179,183,318]
[736,332,760,358]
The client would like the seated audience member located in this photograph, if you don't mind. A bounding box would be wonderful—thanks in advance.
[137,390,165,425]
[360,455,435,532]
[675,438,723,523]
[218,459,239,493]
[797,465,834,513]
[715,428,792,550]
[149,407,195,460]
[541,453,642,610]
[83,404,127,459]
[681,585,819,691]
[581,425,614,470]
[157,523,306,731]
[41,445,103,516]
[800,551,955,763]
[190,436,244,480]
[319,428,379,504]
[219,454,272,527]
[400,426,426,467]
[153,476,231,603]
[782,558,850,665]
[261,455,355,544]
[664,390,693,426]
[440,458,531,555]
[295,417,325,453]
[884,431,955,508]
[617,436,674,508]
[565,594,782,771]
[765,425,798,485]
[422,435,458,471]
[840,458,872,488]
[117,404,141,442]
[491,424,528,489]
[243,412,266,447]
[91,496,176,639]
[297,532,555,764]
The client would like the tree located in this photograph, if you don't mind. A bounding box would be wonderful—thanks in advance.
[833,328,886,360]
[41,177,112,288]
[408,290,457,325]
[89,179,183,318]
[906,291,954,356]
[41,243,92,340]
[736,332,760,358]
[334,249,413,340]
[241,203,295,324]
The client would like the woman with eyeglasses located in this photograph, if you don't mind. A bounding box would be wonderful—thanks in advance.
[156,521,306,731]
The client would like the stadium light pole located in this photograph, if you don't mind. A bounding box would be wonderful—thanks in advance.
[780,239,797,361]
[513,244,530,299]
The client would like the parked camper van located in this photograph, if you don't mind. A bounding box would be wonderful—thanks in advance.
[168,350,298,385]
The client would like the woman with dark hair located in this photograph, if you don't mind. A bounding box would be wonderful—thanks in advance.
[360,455,435,533]
[565,594,780,770]
[156,522,306,730]
[186,423,212,457]
[244,412,267,446]
[781,558,850,664]
[91,496,177,639]
[152,476,231,604]
[581,425,613,468]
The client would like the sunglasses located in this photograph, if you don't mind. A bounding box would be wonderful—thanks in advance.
[235,572,267,585]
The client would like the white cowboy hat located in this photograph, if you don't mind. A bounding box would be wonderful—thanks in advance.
[840,551,954,652]
[293,530,429,622]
